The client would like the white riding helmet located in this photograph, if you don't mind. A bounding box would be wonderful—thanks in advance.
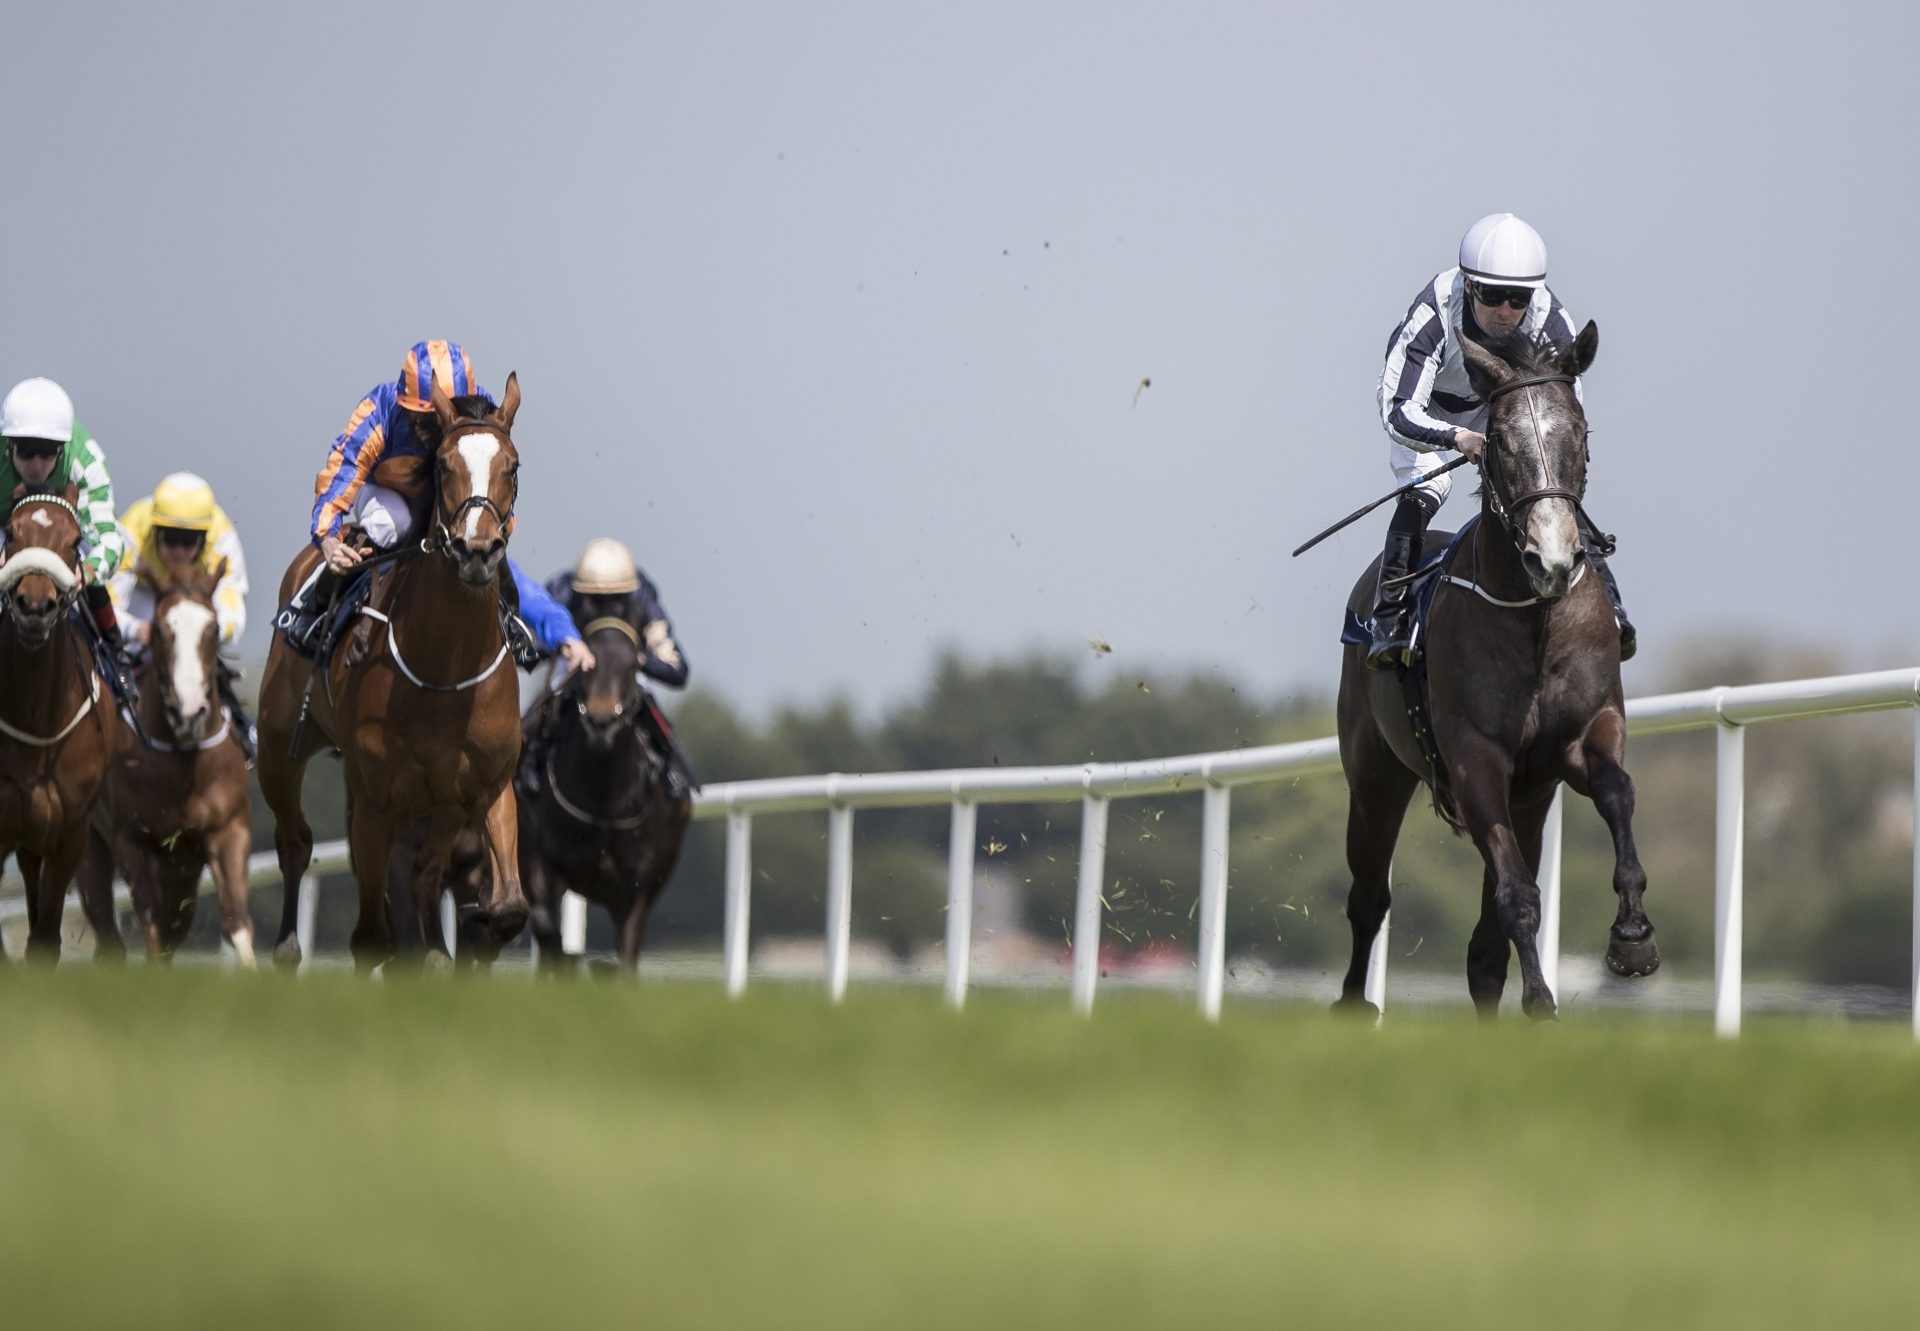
[573,537,640,595]
[1458,213,1548,288]
[2,377,76,443]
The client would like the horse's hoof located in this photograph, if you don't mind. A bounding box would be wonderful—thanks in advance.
[485,901,530,944]
[273,937,304,971]
[423,950,454,975]
[1606,933,1661,977]
[1330,996,1381,1020]
[1525,1001,1560,1024]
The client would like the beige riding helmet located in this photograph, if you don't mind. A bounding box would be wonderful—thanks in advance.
[573,537,640,595]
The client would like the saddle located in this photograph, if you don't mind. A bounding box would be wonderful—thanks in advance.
[1339,519,1481,825]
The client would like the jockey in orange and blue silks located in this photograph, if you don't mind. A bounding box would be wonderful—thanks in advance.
[278,341,591,673]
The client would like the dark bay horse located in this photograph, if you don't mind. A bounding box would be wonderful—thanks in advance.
[0,486,124,961]
[79,560,255,963]
[517,614,692,971]
[1335,321,1654,1020]
[256,376,530,972]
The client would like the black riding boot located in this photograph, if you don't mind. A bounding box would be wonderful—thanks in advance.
[498,574,543,670]
[84,583,141,710]
[217,662,258,766]
[275,563,344,655]
[1577,515,1637,662]
[1365,493,1433,671]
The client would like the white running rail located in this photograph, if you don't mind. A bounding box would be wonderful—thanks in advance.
[690,667,1920,1038]
[8,669,1918,1035]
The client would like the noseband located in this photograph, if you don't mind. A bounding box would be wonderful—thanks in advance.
[0,495,87,619]
[1481,373,1585,540]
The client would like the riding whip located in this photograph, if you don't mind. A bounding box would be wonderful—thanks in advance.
[1291,454,1473,558]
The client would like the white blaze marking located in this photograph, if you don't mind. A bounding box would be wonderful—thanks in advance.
[29,510,51,528]
[455,433,500,542]
[162,600,216,717]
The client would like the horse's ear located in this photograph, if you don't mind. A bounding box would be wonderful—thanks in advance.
[1457,324,1513,398]
[430,374,460,433]
[495,372,520,431]
[61,482,81,506]
[204,556,230,594]
[1559,320,1599,377]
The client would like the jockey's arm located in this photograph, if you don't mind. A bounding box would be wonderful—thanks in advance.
[70,429,125,584]
[310,394,389,549]
[508,559,587,663]
[210,521,250,646]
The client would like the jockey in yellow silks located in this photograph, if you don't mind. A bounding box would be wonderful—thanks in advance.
[109,471,257,760]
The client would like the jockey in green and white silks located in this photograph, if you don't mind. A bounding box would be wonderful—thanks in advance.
[1366,214,1634,671]
[0,376,140,704]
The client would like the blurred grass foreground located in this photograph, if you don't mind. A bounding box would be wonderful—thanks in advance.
[2,970,1917,1329]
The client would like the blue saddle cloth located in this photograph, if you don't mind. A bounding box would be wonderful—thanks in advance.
[275,565,377,663]
[1338,517,1481,659]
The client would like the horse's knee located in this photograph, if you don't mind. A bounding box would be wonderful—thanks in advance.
[1493,876,1540,939]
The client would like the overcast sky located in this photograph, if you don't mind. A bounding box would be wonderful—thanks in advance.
[6,2,1913,717]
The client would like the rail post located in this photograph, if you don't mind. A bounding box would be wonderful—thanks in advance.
[560,892,588,955]
[296,874,318,970]
[1911,709,1920,1042]
[826,804,853,1002]
[1539,786,1565,996]
[724,810,752,997]
[1196,784,1231,1021]
[1071,793,1109,1015]
[944,799,977,1010]
[1714,710,1746,1038]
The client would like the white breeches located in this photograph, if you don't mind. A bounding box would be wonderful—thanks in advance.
[1388,440,1455,509]
[353,484,416,549]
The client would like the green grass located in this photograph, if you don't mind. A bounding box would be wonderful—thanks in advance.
[1,972,1917,1329]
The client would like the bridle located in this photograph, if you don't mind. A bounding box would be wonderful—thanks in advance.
[0,494,87,622]
[1478,372,1608,552]
[421,421,517,558]
[548,618,656,831]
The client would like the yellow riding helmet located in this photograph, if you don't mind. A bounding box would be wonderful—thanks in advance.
[151,471,217,532]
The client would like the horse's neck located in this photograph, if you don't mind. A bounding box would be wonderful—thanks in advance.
[389,556,504,665]
[556,709,649,808]
[1468,504,1542,605]
[0,620,86,724]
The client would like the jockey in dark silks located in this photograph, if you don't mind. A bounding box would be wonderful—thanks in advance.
[273,340,588,673]
[519,537,695,797]
[0,376,140,708]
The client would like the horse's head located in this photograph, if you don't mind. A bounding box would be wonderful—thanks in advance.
[145,557,225,746]
[570,615,644,755]
[428,372,521,589]
[1460,321,1599,599]
[0,483,86,649]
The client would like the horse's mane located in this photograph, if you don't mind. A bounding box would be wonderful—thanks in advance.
[450,394,496,427]
[1476,328,1572,376]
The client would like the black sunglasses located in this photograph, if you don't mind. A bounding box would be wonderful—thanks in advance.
[157,527,205,548]
[1470,283,1534,311]
[8,439,61,461]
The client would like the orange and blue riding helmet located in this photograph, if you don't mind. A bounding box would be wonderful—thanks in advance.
[395,340,478,412]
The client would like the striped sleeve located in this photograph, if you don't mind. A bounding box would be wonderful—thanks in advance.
[310,394,389,543]
[71,430,124,581]
[1378,298,1460,452]
[210,522,249,644]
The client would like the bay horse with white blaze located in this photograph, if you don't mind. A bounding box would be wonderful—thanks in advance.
[1335,322,1655,1020]
[0,486,123,962]
[256,376,530,971]
[79,559,256,963]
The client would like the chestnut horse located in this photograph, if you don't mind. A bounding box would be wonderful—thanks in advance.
[1335,322,1654,1021]
[78,560,256,963]
[0,486,123,962]
[257,376,530,972]
[519,614,692,971]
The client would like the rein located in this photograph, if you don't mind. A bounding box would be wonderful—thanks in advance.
[1482,372,1584,525]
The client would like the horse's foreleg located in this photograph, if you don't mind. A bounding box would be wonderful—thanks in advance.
[346,801,397,975]
[207,819,257,969]
[26,825,88,966]
[76,823,127,964]
[1579,711,1658,977]
[1466,866,1507,1018]
[413,810,463,969]
[257,745,317,970]
[1455,748,1555,1021]
[475,782,530,948]
[520,832,567,971]
[1335,746,1420,1017]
